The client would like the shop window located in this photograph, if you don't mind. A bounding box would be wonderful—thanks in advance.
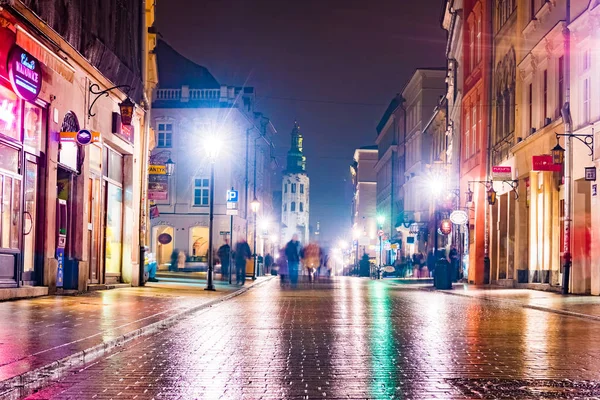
[0,85,20,142]
[105,184,123,274]
[157,123,172,148]
[23,102,42,153]
[89,145,102,172]
[0,143,19,174]
[190,226,209,260]
[59,111,80,172]
[107,148,123,182]
[193,178,210,206]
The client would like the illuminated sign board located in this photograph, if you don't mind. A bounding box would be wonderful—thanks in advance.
[8,45,42,101]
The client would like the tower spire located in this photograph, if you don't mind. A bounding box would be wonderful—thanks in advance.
[286,120,306,173]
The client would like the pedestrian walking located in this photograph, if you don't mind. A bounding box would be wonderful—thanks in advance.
[264,253,274,275]
[278,247,288,286]
[234,239,251,285]
[449,246,459,282]
[217,239,231,281]
[427,249,436,283]
[285,234,301,288]
[302,242,320,283]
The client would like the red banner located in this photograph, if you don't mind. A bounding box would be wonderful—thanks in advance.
[532,155,561,172]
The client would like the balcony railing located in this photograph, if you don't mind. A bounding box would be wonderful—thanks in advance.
[156,88,222,101]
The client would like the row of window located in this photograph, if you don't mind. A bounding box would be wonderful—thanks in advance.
[284,183,305,194]
[283,202,305,212]
[525,56,565,134]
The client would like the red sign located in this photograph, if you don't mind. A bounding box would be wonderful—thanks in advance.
[112,112,134,143]
[8,45,42,101]
[492,166,512,180]
[532,155,561,172]
[440,219,452,235]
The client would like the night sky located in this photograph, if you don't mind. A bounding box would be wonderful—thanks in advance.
[156,0,447,245]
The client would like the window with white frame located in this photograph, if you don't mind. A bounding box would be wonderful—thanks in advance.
[193,178,210,206]
[583,78,591,123]
[471,104,477,158]
[469,21,475,72]
[476,14,482,63]
[464,107,471,160]
[157,123,173,148]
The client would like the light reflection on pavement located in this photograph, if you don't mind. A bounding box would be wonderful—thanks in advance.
[25,278,600,399]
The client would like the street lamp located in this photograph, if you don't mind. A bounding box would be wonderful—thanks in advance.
[552,138,565,165]
[377,215,385,275]
[165,158,175,176]
[204,135,223,291]
[251,197,260,279]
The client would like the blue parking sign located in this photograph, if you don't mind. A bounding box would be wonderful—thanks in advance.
[226,190,238,202]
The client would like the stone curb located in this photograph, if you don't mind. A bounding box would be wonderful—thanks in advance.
[0,277,273,400]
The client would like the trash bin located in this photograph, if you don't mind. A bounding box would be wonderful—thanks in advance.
[63,258,79,290]
[434,259,452,290]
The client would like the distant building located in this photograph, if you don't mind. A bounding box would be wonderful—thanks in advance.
[350,146,378,263]
[281,121,310,245]
[150,40,276,269]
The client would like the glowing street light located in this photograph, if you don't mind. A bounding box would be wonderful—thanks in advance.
[203,134,223,292]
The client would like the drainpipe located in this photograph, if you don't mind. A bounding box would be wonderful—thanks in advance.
[484,0,494,284]
[138,0,150,286]
[561,0,572,294]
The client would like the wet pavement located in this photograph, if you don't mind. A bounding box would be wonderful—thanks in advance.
[22,278,600,399]
[0,279,242,385]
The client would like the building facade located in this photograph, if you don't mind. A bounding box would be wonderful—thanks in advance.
[150,40,276,271]
[459,0,493,284]
[281,121,310,245]
[350,146,378,264]
[0,1,152,297]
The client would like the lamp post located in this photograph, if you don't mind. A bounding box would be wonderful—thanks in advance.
[251,197,260,279]
[204,135,222,291]
[377,215,385,277]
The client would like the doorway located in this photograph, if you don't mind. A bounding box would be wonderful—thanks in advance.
[22,157,39,284]
[87,174,103,283]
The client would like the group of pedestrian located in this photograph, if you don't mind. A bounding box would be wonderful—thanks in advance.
[276,234,328,287]
[216,238,252,285]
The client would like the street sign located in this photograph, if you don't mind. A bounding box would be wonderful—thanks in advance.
[148,165,167,175]
[60,130,100,144]
[226,190,239,202]
[492,166,511,181]
[585,167,596,181]
[450,210,469,225]
[226,209,238,216]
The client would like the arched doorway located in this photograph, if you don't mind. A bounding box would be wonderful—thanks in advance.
[153,225,174,269]
[189,226,209,261]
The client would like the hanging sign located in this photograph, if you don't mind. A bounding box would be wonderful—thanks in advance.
[449,210,469,225]
[8,45,42,101]
[157,233,172,245]
[532,155,561,172]
[148,165,167,175]
[149,204,160,219]
[492,166,512,181]
[148,174,168,200]
[60,130,100,145]
[440,219,452,235]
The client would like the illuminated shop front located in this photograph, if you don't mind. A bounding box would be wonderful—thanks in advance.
[0,40,45,288]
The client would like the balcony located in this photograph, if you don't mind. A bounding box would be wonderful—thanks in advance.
[156,88,222,101]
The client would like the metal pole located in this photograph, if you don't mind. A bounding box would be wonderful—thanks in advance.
[562,0,572,294]
[229,213,233,285]
[253,213,257,280]
[205,162,216,291]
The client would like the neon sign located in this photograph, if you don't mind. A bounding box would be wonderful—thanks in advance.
[8,45,42,101]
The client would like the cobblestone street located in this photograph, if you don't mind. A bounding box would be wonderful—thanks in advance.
[25,278,600,399]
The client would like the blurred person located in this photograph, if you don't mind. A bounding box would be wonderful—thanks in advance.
[278,247,288,286]
[265,253,274,274]
[234,239,251,285]
[302,242,321,283]
[217,239,231,281]
[285,234,301,287]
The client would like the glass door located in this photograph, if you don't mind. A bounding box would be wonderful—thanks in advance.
[22,158,38,283]
[88,174,103,283]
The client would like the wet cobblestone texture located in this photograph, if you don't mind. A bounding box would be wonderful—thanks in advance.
[23,279,600,399]
[0,280,237,382]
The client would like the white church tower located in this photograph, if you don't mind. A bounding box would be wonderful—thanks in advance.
[281,121,310,245]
